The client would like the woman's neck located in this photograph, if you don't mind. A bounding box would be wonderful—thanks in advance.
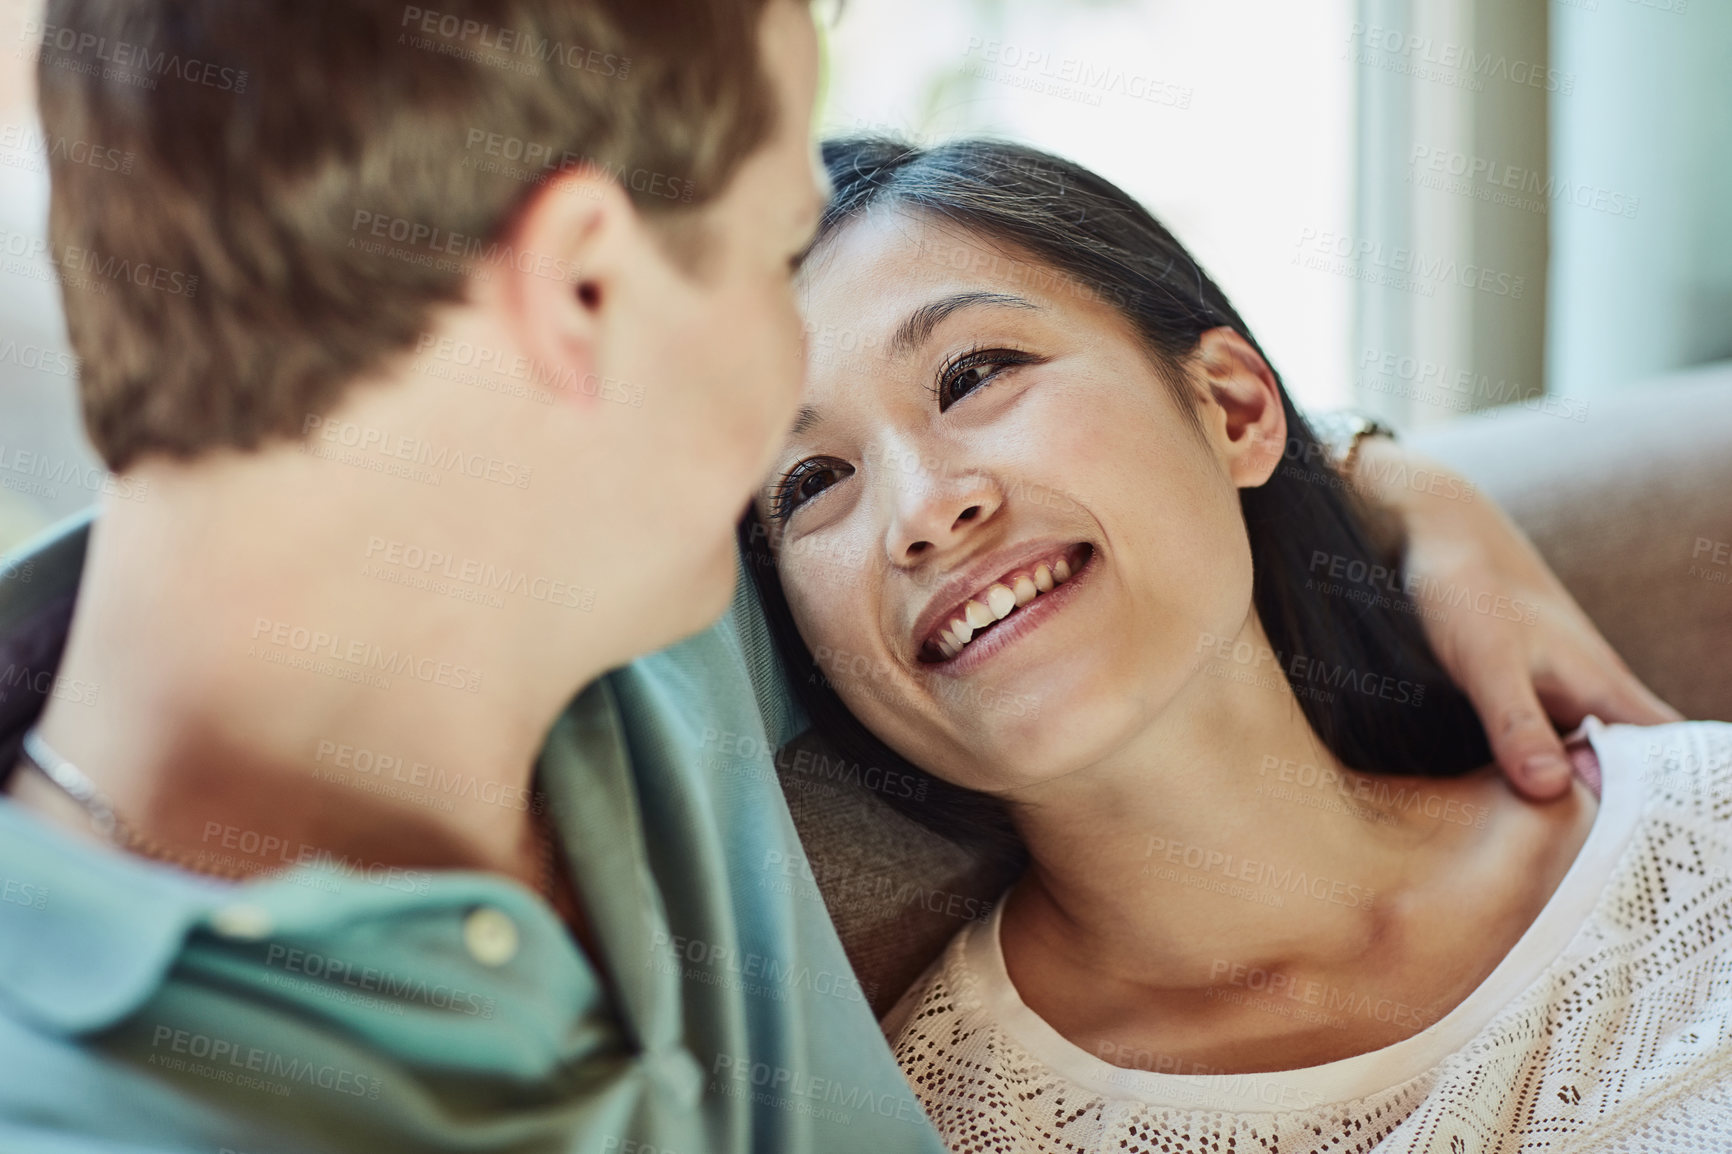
[997,615,1595,1072]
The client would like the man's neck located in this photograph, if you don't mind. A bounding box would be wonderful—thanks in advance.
[12,447,619,886]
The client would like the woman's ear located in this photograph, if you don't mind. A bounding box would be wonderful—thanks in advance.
[1192,326,1287,489]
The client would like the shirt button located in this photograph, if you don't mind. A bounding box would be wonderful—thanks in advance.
[209,903,274,940]
[463,906,519,967]
[644,1046,706,1109]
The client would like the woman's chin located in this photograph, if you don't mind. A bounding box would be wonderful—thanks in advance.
[924,661,1171,786]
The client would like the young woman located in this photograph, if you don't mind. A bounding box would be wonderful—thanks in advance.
[741,137,1732,1151]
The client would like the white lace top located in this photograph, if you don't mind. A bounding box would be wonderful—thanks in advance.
[885,719,1732,1153]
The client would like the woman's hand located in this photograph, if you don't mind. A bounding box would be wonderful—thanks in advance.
[1352,437,1682,800]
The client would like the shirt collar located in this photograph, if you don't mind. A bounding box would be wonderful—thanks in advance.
[0,512,623,1053]
[0,797,237,1034]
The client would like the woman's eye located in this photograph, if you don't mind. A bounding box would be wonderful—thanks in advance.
[770,458,853,520]
[936,348,1040,411]
[945,365,991,403]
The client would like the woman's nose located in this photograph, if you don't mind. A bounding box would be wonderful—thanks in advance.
[882,459,1004,566]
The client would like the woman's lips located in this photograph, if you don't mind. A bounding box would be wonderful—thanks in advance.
[917,542,1095,672]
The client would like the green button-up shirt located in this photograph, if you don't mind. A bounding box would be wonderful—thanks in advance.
[0,513,944,1153]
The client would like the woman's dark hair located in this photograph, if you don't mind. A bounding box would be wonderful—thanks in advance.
[739,136,1491,853]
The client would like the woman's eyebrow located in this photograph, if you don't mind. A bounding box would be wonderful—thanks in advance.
[786,293,1039,441]
[889,291,1038,358]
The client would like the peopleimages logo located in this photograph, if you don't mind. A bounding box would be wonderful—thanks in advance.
[399,6,630,78]
[1357,348,1590,424]
[0,227,199,299]
[1408,145,1640,220]
[1344,23,1573,94]
[962,37,1194,109]
[0,663,99,707]
[0,124,134,175]
[24,19,251,92]
[1257,755,1489,829]
[0,444,150,503]
[300,414,534,489]
[148,1027,380,1098]
[1293,228,1526,299]
[0,339,78,378]
[263,944,497,1018]
[1208,959,1437,1032]
[462,130,694,202]
[248,617,484,695]
[348,210,580,285]
[363,536,595,611]
[1142,835,1377,910]
[313,738,542,814]
[1195,632,1427,708]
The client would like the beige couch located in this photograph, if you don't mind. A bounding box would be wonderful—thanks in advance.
[776,365,1732,1016]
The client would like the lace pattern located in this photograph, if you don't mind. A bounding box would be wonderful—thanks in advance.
[889,722,1732,1153]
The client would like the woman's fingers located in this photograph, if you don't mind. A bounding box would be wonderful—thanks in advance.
[1355,437,1685,796]
[1544,642,1684,728]
[1609,680,1686,725]
[1453,644,1574,800]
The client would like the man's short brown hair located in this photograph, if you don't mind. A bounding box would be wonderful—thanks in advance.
[36,0,777,471]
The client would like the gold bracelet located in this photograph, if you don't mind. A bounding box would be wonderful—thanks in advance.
[1310,411,1397,483]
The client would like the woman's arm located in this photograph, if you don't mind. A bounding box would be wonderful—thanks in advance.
[1349,435,1681,799]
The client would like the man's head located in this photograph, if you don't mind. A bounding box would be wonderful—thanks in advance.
[37,0,826,658]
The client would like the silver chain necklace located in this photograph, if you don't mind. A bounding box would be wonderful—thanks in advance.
[17,728,572,904]
[21,727,124,838]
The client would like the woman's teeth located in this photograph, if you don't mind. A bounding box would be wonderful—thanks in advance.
[933,556,1078,660]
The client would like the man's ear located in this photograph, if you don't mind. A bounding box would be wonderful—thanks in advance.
[1192,326,1287,489]
[484,167,640,407]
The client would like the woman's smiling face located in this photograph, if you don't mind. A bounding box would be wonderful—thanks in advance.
[759,208,1273,795]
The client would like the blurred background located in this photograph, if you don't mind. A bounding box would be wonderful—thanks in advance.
[1,0,1729,553]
